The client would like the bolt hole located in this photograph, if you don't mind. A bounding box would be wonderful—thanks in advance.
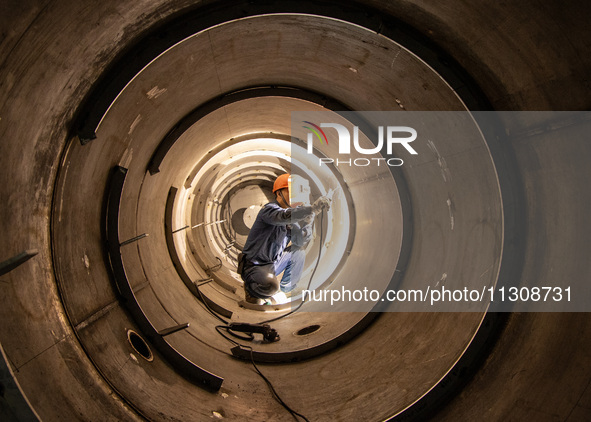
[127,330,153,361]
[295,324,321,336]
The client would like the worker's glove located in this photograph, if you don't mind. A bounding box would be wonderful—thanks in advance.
[301,212,315,226]
[312,196,331,213]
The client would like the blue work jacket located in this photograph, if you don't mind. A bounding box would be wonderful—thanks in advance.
[242,202,314,265]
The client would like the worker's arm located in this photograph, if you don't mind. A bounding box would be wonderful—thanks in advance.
[259,203,314,226]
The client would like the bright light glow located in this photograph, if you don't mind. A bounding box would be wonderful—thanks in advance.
[184,135,351,296]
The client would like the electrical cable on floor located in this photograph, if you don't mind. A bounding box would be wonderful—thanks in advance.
[246,347,310,422]
[214,325,310,422]
[215,325,251,344]
[194,281,229,325]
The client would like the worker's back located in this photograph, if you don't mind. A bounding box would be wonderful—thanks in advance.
[242,202,291,265]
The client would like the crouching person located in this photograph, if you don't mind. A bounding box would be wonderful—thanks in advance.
[238,173,330,304]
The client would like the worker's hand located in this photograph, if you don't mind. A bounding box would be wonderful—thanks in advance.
[301,212,315,226]
[312,196,331,213]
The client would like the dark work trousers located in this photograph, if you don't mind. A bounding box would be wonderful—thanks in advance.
[242,246,306,299]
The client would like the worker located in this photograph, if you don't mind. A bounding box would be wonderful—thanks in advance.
[238,173,330,304]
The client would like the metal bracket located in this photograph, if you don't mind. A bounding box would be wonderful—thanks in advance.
[0,249,38,277]
[105,166,223,392]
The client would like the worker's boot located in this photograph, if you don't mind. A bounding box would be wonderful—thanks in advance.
[243,283,266,305]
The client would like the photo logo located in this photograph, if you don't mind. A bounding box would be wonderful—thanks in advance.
[302,121,329,146]
[303,122,418,167]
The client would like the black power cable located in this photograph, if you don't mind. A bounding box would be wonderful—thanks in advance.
[215,325,310,422]
[194,279,230,325]
[246,347,311,422]
[201,204,326,422]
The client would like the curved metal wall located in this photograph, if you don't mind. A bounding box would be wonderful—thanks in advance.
[0,1,590,421]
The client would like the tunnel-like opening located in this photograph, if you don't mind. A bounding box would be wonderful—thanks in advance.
[49,10,508,420]
[295,325,322,336]
[4,1,591,422]
[11,0,584,420]
[127,330,153,362]
[176,132,357,309]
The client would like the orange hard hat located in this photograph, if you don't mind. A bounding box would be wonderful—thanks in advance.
[273,173,290,193]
